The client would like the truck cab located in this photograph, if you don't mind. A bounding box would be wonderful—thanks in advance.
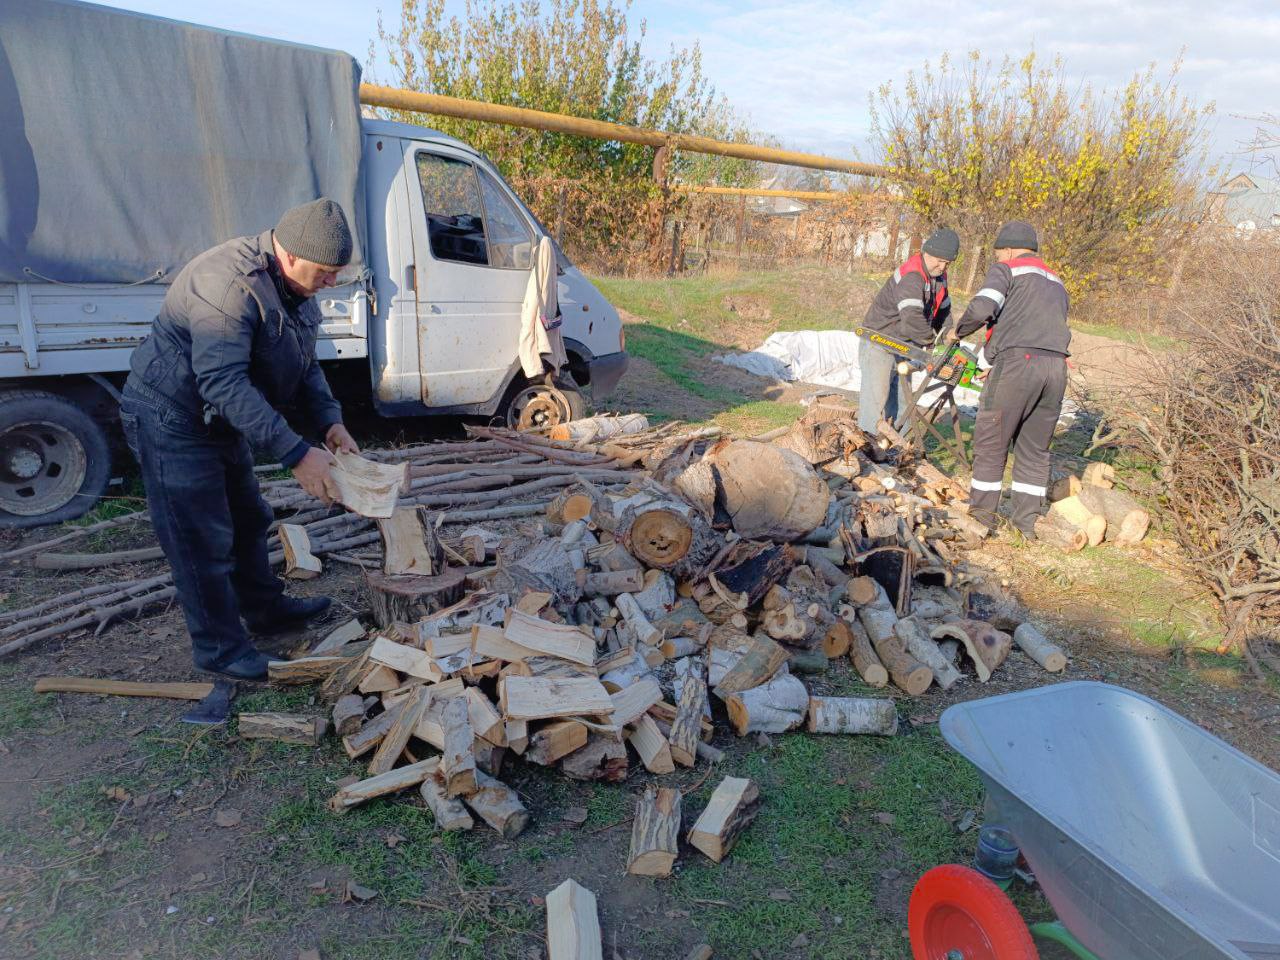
[0,119,627,526]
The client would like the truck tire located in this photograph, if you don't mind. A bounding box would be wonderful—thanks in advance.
[502,378,586,430]
[0,390,112,528]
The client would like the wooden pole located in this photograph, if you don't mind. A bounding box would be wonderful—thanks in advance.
[735,195,747,262]
[360,84,891,178]
[963,244,983,293]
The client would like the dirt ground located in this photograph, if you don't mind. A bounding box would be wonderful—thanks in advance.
[0,268,1275,960]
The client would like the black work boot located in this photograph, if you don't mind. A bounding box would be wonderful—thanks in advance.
[199,648,270,682]
[245,595,332,635]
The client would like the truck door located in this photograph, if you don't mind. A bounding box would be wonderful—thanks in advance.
[404,146,536,407]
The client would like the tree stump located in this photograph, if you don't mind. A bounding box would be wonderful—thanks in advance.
[366,569,467,628]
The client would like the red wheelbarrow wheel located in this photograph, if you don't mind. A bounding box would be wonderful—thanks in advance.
[908,864,1039,960]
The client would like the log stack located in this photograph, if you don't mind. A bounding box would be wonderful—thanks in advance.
[12,402,1102,871]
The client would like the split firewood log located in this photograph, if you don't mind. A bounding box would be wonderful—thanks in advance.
[688,776,759,862]
[376,506,443,576]
[330,452,408,518]
[279,524,322,579]
[930,620,1013,682]
[1075,486,1150,544]
[626,786,681,878]
[559,735,628,782]
[1048,496,1106,547]
[545,879,602,960]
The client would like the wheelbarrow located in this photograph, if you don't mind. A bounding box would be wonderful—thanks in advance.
[908,681,1280,960]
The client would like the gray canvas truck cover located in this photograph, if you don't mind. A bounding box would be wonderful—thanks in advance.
[0,0,364,285]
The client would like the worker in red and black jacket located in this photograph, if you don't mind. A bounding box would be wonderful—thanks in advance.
[953,221,1071,537]
[857,228,959,435]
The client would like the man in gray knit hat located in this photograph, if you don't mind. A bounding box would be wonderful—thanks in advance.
[121,199,361,681]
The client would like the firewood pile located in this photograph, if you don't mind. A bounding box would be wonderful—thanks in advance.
[214,402,1074,864]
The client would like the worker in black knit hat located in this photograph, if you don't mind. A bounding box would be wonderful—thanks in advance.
[121,199,361,681]
[952,220,1072,538]
[857,227,959,436]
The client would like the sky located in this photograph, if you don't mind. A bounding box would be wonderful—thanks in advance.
[92,0,1280,176]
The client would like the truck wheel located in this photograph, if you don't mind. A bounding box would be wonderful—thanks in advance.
[504,379,586,430]
[0,391,112,527]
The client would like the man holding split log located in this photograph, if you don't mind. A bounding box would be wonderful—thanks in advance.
[953,221,1071,538]
[121,200,362,680]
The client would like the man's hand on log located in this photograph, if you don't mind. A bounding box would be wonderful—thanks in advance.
[324,423,360,455]
[294,447,341,506]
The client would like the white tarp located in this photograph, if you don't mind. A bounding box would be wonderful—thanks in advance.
[718,330,983,413]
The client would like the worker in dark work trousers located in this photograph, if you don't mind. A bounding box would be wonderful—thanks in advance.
[120,199,361,681]
[953,221,1071,537]
[857,228,959,436]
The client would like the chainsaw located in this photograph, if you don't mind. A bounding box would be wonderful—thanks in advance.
[852,325,983,392]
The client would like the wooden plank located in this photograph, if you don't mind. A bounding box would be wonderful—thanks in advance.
[625,714,674,774]
[688,776,760,863]
[369,635,443,682]
[607,677,663,727]
[327,758,434,812]
[546,879,603,960]
[503,609,596,666]
[32,677,212,700]
[499,676,614,721]
[368,685,432,776]
[627,786,680,877]
[238,712,327,745]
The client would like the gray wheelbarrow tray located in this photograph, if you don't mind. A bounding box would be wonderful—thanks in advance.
[940,681,1280,960]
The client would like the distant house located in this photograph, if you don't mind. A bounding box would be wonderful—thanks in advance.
[1206,172,1280,231]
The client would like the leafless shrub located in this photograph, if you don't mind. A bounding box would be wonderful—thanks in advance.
[1094,232,1280,672]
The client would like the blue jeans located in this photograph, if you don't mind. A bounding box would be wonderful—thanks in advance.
[121,381,284,672]
[857,341,906,435]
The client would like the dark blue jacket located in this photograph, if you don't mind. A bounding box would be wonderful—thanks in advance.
[128,230,342,466]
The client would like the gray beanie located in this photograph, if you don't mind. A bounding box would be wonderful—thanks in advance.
[922,227,960,260]
[994,220,1038,252]
[274,199,353,267]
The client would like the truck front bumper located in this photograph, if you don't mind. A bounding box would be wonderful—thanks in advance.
[585,350,628,401]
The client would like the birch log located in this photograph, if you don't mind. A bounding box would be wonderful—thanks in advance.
[1013,623,1068,672]
[722,671,808,735]
[807,696,898,735]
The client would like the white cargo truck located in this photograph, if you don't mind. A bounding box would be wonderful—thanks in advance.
[0,2,627,525]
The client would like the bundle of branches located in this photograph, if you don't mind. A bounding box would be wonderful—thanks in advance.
[1093,234,1280,672]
